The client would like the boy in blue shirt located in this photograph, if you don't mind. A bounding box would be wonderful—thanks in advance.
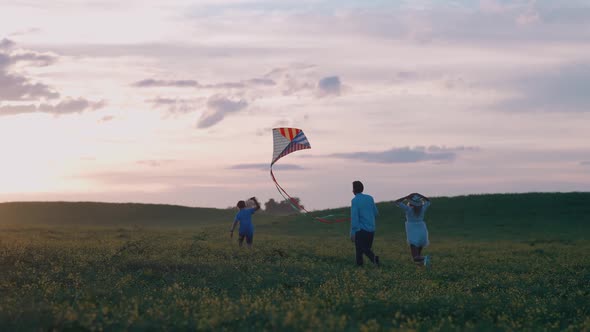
[230,197,260,248]
[350,181,380,266]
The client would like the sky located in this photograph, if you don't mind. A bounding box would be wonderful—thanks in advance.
[0,0,589,210]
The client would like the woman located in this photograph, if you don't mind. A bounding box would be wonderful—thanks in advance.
[394,193,432,268]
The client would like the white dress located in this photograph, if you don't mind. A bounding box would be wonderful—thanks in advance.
[397,201,430,247]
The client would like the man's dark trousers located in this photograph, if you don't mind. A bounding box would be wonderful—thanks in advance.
[355,229,376,266]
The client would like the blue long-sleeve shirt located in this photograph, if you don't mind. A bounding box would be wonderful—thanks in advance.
[350,193,379,236]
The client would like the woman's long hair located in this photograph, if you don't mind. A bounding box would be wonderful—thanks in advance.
[411,204,422,217]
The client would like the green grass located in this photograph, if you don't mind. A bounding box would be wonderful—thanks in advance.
[0,202,236,227]
[0,193,589,331]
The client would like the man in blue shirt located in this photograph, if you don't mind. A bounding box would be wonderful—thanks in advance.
[230,197,260,248]
[350,181,380,266]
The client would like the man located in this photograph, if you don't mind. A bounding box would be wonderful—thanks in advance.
[230,197,261,248]
[350,181,380,266]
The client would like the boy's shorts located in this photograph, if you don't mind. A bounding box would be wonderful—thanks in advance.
[239,231,253,244]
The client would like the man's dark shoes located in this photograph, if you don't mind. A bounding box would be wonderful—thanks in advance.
[374,256,380,267]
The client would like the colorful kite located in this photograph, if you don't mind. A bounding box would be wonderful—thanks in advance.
[270,127,348,223]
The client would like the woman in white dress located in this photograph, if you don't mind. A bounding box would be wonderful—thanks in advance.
[394,193,432,268]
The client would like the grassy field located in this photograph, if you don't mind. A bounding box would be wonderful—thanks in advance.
[1,193,589,331]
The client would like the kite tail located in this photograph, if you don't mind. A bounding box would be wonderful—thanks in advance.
[270,167,348,224]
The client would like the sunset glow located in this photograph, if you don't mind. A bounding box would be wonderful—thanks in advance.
[1,0,589,209]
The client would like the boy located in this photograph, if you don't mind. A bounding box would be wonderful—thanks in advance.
[230,197,260,248]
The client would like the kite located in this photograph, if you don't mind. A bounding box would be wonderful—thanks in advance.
[270,127,348,223]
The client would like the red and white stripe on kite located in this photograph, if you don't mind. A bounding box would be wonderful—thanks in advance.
[276,143,310,162]
[279,127,301,141]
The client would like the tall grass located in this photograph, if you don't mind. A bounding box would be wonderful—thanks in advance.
[0,193,588,331]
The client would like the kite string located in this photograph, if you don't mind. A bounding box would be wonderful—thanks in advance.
[270,167,348,224]
[272,178,303,212]
[271,168,348,224]
[270,167,311,213]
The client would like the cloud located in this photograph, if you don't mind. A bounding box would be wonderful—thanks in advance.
[133,77,275,89]
[99,115,114,122]
[329,2,590,45]
[229,163,304,171]
[479,0,519,14]
[0,46,57,69]
[317,76,341,97]
[133,79,199,87]
[8,28,41,37]
[261,64,320,96]
[245,78,276,86]
[0,104,37,116]
[200,78,276,89]
[0,39,104,116]
[40,98,105,114]
[393,71,420,82]
[207,82,245,89]
[492,63,590,113]
[516,10,541,26]
[148,97,197,114]
[9,51,56,67]
[197,95,248,128]
[326,146,478,164]
[270,67,343,98]
[137,76,275,118]
[149,97,176,105]
[279,77,313,96]
[47,41,276,59]
[0,71,60,100]
[0,39,15,50]
[0,50,60,101]
[581,161,590,166]
[137,159,176,167]
[0,98,105,116]
[136,66,322,121]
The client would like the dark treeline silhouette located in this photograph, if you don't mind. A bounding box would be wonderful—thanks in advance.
[264,197,304,215]
[2,193,590,228]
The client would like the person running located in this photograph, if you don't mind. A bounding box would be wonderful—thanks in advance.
[230,197,260,248]
[350,180,380,267]
[394,193,432,268]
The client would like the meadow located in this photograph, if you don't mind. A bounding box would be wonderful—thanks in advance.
[0,193,589,331]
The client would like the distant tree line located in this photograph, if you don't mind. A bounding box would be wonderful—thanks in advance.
[225,198,304,215]
[264,197,304,215]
